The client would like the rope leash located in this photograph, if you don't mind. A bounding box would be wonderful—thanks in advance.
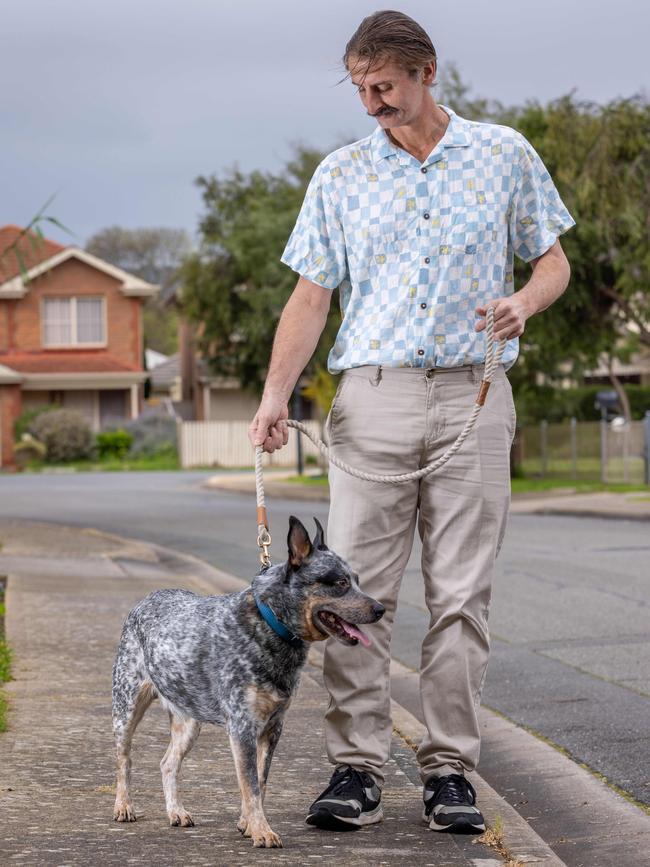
[255,307,506,566]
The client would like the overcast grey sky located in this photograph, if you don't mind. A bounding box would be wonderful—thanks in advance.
[3,0,648,247]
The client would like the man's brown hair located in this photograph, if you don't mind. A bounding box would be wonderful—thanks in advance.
[343,10,437,82]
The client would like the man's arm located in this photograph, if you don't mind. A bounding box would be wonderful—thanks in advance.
[248,276,332,452]
[475,239,571,340]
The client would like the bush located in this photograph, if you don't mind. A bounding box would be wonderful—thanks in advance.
[96,429,133,460]
[117,414,178,458]
[13,404,58,441]
[14,434,47,470]
[29,409,95,463]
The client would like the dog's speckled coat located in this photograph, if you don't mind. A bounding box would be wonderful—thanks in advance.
[111,516,384,848]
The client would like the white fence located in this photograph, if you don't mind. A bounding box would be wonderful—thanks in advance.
[519,416,650,484]
[177,419,324,469]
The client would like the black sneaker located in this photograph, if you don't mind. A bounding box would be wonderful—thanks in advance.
[306,766,383,831]
[422,773,486,833]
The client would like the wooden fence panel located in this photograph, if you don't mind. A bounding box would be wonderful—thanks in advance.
[178,420,324,469]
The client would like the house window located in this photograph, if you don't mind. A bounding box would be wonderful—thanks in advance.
[43,297,105,347]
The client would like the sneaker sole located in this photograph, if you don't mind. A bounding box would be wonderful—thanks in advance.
[306,804,383,831]
[422,807,485,834]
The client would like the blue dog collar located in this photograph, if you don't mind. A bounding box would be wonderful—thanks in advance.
[253,594,304,649]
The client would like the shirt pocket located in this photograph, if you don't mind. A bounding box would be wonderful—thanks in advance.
[440,224,499,258]
[365,221,404,262]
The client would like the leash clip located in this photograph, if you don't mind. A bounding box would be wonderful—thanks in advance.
[257,524,272,567]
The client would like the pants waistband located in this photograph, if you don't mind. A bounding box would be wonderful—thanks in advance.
[341,363,504,381]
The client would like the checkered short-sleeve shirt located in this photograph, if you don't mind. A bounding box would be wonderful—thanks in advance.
[281,104,575,373]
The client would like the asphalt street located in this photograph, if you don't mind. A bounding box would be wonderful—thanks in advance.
[1,470,648,814]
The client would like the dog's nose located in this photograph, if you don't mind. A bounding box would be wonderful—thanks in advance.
[372,602,385,621]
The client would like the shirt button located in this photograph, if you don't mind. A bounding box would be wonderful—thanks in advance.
[418,349,425,356]
[424,257,431,264]
[423,212,430,219]
[420,302,427,309]
[421,167,428,173]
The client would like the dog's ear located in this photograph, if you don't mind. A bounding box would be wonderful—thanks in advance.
[313,517,327,550]
[287,516,312,569]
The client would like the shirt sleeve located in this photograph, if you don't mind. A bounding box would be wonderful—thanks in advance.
[508,134,576,262]
[280,164,348,289]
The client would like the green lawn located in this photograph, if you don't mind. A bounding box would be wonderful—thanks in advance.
[284,474,649,494]
[21,453,181,472]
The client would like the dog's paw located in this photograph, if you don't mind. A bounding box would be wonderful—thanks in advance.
[113,802,137,822]
[169,809,195,827]
[252,826,283,848]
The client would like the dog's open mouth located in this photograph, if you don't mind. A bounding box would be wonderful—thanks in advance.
[316,610,371,647]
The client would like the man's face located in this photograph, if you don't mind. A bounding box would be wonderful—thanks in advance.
[349,56,434,129]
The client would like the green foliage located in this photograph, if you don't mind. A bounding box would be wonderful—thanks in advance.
[181,147,342,393]
[504,94,650,393]
[29,409,95,463]
[301,365,338,416]
[0,689,7,733]
[14,405,57,441]
[143,300,179,355]
[0,640,11,683]
[119,415,177,458]
[13,435,47,470]
[514,384,650,424]
[96,429,133,460]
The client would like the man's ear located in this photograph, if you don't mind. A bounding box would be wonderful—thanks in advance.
[287,516,312,569]
[313,517,327,550]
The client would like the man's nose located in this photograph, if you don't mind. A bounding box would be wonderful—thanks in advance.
[365,92,385,116]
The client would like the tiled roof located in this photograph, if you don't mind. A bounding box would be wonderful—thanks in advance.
[0,225,67,283]
[0,352,139,374]
[150,352,181,389]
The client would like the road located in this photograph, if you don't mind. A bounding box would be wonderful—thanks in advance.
[1,470,648,814]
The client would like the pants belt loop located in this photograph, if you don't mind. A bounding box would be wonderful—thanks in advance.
[372,365,383,386]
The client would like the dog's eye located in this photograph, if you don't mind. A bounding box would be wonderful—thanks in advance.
[335,578,349,589]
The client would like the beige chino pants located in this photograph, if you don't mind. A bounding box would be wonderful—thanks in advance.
[322,363,516,785]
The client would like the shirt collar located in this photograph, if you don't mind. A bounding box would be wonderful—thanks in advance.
[371,104,472,165]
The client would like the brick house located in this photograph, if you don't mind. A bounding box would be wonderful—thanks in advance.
[0,225,158,467]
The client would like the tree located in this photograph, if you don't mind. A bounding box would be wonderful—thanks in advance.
[86,226,192,355]
[505,94,650,419]
[180,147,343,396]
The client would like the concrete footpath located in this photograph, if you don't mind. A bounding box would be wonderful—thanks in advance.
[0,518,566,867]
[204,471,650,521]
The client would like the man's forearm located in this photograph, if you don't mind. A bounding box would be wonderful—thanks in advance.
[263,283,330,403]
[517,241,571,318]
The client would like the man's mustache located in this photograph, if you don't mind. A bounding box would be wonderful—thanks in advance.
[370,106,397,117]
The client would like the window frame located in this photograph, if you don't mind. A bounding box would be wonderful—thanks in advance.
[41,295,107,349]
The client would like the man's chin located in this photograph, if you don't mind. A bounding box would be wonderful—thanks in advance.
[375,113,401,128]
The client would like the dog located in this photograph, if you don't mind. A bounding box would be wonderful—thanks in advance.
[111,515,385,848]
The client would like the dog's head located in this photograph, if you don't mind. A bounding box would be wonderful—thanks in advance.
[253,516,384,646]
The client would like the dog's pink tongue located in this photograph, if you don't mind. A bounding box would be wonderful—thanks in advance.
[341,621,371,647]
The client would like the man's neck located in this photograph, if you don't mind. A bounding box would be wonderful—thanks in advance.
[385,102,450,163]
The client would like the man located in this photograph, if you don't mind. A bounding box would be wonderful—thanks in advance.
[249,10,574,835]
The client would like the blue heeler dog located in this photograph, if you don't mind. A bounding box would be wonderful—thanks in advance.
[111,516,385,848]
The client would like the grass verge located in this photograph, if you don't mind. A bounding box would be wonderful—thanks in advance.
[0,577,11,732]
[283,474,649,494]
[21,453,181,473]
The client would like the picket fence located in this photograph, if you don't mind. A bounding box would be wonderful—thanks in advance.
[177,419,323,469]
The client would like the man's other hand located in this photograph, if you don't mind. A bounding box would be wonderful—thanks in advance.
[474,293,532,341]
[248,397,290,453]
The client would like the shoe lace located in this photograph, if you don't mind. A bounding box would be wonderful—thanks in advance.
[324,766,371,799]
[430,773,476,806]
